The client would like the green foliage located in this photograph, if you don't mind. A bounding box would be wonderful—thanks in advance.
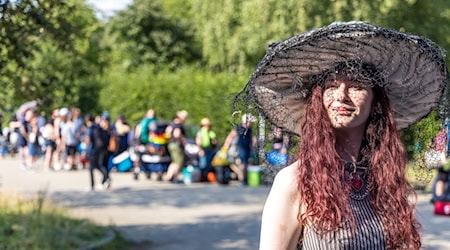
[106,0,200,71]
[186,0,450,71]
[0,0,108,115]
[99,65,251,140]
[401,111,442,159]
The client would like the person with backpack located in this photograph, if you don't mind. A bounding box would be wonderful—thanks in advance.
[136,109,157,145]
[164,110,188,182]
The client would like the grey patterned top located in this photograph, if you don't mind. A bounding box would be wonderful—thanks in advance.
[301,197,385,249]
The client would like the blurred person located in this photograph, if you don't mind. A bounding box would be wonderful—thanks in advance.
[17,110,32,167]
[94,114,102,125]
[71,107,84,147]
[135,108,157,145]
[18,109,40,168]
[85,113,111,191]
[42,113,58,171]
[195,117,217,181]
[266,127,290,166]
[24,110,40,169]
[164,110,188,182]
[60,110,78,170]
[100,112,115,176]
[223,113,256,185]
[52,108,67,170]
[114,114,131,155]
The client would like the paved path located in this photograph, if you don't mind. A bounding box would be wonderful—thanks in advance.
[0,158,449,250]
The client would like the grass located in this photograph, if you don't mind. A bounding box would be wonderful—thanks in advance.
[0,190,129,250]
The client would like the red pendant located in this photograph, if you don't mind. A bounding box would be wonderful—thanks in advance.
[351,178,363,192]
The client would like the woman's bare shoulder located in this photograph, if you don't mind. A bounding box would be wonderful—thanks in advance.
[276,161,298,180]
[272,161,299,195]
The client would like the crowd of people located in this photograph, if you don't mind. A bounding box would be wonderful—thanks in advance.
[0,106,291,190]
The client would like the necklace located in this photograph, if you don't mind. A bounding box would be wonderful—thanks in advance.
[341,159,370,200]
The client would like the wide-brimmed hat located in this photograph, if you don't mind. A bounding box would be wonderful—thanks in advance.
[246,21,449,135]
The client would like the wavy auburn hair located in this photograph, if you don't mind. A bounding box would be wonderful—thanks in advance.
[297,84,421,249]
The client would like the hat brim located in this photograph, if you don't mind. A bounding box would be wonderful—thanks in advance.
[250,21,449,135]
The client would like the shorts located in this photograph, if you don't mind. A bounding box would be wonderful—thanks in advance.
[18,134,27,147]
[45,139,57,151]
[28,144,39,156]
[238,147,251,165]
[65,145,77,156]
[168,142,184,166]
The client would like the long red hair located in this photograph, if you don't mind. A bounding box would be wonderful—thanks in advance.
[298,85,421,249]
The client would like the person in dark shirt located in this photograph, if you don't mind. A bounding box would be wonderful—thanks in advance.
[223,114,256,185]
[164,110,188,182]
[85,114,111,191]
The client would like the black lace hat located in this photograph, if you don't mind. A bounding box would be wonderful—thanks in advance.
[244,21,449,135]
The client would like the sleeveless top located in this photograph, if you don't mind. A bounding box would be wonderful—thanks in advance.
[301,196,386,249]
[236,125,252,150]
[168,122,185,145]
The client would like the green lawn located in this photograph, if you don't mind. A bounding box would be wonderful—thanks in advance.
[0,191,128,249]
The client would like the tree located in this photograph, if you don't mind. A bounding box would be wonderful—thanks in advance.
[186,0,450,72]
[106,0,200,71]
[0,0,107,114]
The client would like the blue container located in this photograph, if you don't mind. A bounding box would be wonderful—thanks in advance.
[182,165,201,184]
[112,151,133,172]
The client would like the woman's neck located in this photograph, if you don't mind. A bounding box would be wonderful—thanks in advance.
[335,129,365,162]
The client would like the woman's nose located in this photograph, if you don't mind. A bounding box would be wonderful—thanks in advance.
[334,84,348,101]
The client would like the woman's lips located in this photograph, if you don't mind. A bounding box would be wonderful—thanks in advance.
[331,106,355,115]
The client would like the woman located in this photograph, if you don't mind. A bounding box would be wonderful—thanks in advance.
[164,110,189,182]
[237,22,449,249]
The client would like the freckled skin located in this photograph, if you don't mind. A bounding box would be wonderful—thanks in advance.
[322,80,374,131]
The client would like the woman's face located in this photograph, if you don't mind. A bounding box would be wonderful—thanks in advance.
[322,79,374,131]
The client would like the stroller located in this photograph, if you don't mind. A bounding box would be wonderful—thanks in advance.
[132,121,171,180]
[182,140,203,183]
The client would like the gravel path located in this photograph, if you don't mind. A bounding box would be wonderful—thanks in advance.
[0,157,449,250]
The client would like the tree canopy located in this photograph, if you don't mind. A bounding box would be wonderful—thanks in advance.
[0,0,107,114]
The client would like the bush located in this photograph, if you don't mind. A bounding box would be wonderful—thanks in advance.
[99,64,252,140]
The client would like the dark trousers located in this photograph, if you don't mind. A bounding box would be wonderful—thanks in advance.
[89,149,109,188]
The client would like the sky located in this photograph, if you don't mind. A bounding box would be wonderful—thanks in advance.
[86,0,133,19]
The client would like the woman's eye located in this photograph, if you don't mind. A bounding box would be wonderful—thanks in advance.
[349,85,367,91]
[325,85,338,90]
